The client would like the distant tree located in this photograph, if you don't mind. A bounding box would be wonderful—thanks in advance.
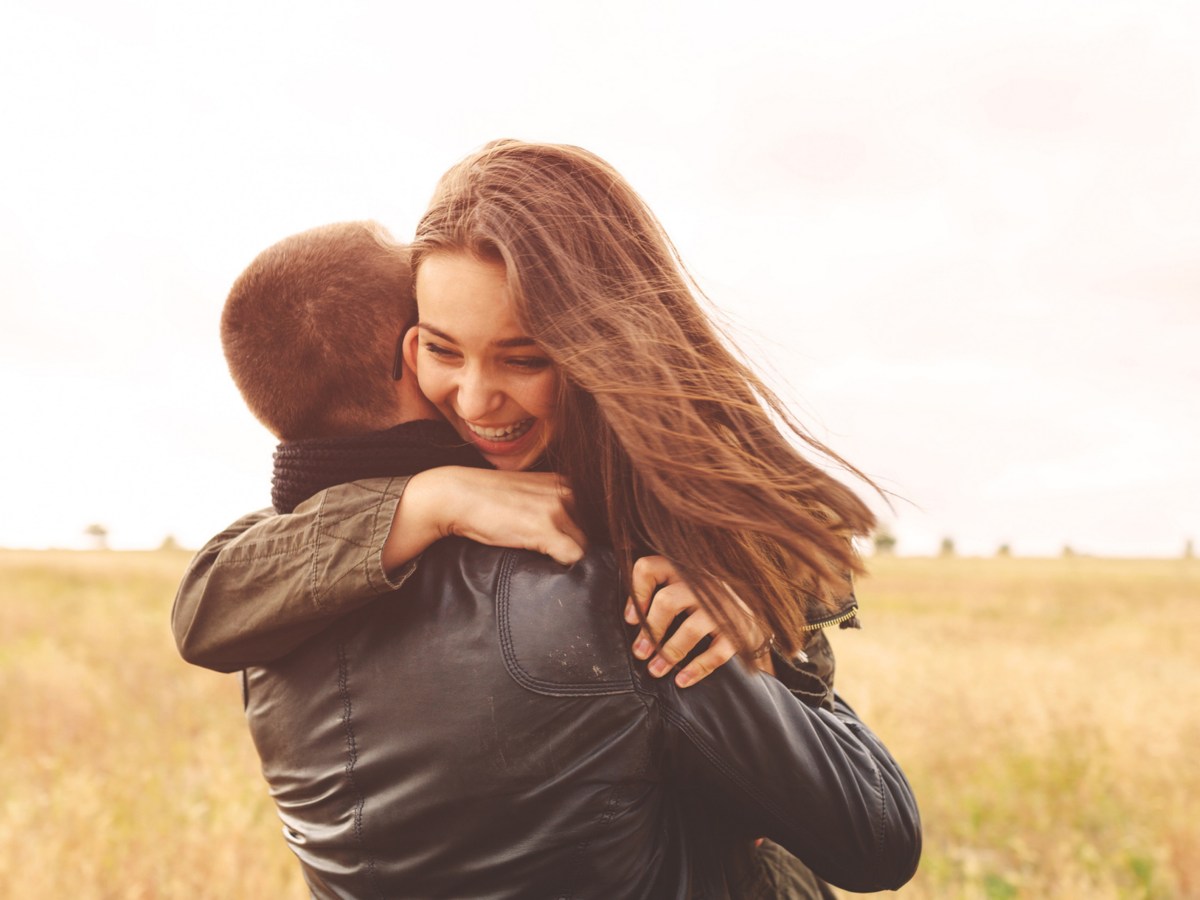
[83,523,109,550]
[1185,539,1195,560]
[939,537,956,558]
[873,526,897,556]
[997,543,1011,558]
[158,534,181,552]
[1062,544,1076,559]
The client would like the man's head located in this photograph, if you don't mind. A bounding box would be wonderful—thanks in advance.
[221,221,435,440]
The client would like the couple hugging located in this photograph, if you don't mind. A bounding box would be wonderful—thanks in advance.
[172,139,921,899]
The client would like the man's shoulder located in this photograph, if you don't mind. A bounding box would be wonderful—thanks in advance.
[417,540,637,697]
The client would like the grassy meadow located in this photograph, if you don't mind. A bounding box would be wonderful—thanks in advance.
[1,550,1196,898]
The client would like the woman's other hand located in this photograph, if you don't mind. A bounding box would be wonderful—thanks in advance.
[625,555,773,688]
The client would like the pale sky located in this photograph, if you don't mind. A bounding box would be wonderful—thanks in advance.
[2,0,1196,556]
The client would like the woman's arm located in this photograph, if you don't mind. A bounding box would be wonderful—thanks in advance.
[172,470,585,673]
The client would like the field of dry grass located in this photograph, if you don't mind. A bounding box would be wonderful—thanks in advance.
[1,549,1196,898]
[835,555,1199,899]
[0,550,305,899]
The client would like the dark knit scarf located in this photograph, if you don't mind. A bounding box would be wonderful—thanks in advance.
[271,420,489,514]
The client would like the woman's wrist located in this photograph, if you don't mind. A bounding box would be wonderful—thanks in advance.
[751,631,776,676]
[381,468,457,573]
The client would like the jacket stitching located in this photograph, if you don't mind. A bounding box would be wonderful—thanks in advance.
[337,641,381,899]
[848,721,888,858]
[366,477,405,593]
[877,753,887,856]
[209,543,309,565]
[308,491,403,607]
[627,648,657,719]
[362,478,390,594]
[311,493,325,611]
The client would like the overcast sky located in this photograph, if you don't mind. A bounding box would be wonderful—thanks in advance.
[2,0,1196,556]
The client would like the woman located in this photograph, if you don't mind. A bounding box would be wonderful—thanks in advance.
[403,139,873,663]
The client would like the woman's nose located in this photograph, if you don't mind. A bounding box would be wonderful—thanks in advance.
[454,366,501,420]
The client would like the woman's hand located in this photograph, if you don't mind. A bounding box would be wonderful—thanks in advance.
[624,555,773,688]
[384,467,587,571]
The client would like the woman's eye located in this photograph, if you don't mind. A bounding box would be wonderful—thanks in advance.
[423,342,458,359]
[507,356,552,371]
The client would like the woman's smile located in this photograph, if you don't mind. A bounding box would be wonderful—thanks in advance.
[456,415,549,465]
[463,417,535,442]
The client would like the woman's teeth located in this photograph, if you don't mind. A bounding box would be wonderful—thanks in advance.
[466,418,534,442]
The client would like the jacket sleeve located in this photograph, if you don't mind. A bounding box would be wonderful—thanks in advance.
[655,662,921,892]
[171,477,414,673]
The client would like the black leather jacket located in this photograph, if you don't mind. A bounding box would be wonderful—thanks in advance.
[242,536,920,898]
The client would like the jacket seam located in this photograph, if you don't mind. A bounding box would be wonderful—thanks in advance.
[658,701,797,834]
[206,542,309,565]
[311,492,325,611]
[363,478,388,594]
[364,476,405,593]
[848,720,888,858]
[336,641,381,899]
[627,647,657,719]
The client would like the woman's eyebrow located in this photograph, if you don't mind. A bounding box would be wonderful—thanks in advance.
[418,322,537,349]
[417,323,456,343]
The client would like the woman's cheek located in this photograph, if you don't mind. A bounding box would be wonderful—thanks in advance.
[415,368,449,411]
[531,370,560,418]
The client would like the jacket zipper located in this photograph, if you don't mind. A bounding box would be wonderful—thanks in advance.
[801,603,860,632]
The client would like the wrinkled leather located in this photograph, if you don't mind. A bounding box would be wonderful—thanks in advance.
[245,539,920,899]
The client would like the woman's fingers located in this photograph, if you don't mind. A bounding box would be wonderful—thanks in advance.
[672,636,739,688]
[643,605,716,671]
[625,557,769,687]
[537,527,586,566]
[551,507,589,566]
[627,557,718,672]
[506,485,586,564]
[630,580,696,656]
[446,468,587,565]
[627,555,677,622]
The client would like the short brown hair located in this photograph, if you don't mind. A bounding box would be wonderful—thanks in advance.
[221,221,411,440]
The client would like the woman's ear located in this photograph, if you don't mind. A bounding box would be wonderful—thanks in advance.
[402,325,421,375]
[392,326,440,422]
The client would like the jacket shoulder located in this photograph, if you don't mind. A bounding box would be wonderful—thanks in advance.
[495,546,636,696]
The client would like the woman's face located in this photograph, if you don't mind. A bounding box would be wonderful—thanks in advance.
[405,251,558,471]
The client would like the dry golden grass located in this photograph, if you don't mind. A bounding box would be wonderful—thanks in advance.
[832,556,1200,900]
[1,550,1196,898]
[0,550,304,899]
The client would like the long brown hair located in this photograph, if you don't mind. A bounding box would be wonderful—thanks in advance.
[411,140,877,656]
